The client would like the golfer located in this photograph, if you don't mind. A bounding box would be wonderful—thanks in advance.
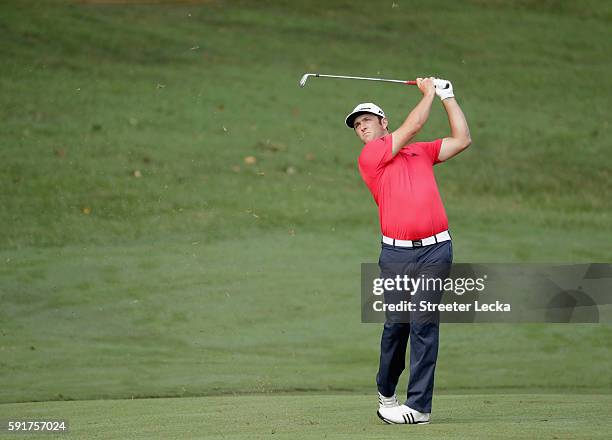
[345,77,471,424]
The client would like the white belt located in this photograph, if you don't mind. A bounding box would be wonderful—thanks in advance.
[382,230,451,248]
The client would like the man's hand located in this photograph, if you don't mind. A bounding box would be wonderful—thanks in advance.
[434,78,454,101]
[416,77,436,97]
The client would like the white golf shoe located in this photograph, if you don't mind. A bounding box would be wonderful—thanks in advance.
[377,404,431,425]
[378,392,400,409]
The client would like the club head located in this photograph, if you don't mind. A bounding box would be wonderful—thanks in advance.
[299,73,312,87]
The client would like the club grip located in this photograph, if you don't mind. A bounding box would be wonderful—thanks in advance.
[405,81,417,85]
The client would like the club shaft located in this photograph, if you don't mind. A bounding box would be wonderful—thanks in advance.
[311,73,416,85]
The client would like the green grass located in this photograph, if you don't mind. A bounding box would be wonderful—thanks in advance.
[1,0,610,252]
[1,232,612,405]
[0,0,611,438]
[2,394,612,439]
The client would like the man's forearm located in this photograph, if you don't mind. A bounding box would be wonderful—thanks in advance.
[442,98,471,142]
[391,92,435,155]
[406,92,435,133]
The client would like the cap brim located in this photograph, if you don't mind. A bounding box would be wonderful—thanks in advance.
[345,111,373,129]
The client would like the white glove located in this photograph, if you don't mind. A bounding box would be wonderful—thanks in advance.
[434,78,454,100]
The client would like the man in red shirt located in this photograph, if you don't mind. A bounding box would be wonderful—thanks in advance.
[346,77,471,424]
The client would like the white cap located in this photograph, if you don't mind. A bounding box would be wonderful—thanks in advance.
[345,102,386,128]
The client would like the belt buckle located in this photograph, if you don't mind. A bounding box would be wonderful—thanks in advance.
[412,240,422,247]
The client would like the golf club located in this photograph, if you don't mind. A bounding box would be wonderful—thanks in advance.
[299,73,417,88]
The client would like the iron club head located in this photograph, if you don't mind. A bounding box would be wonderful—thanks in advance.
[299,73,314,87]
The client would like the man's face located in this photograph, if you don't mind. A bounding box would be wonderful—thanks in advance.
[353,113,388,144]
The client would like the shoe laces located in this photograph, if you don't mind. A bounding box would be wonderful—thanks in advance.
[378,393,399,408]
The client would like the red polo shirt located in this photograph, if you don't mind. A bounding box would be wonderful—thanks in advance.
[358,134,448,240]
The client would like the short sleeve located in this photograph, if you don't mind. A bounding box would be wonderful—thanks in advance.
[415,139,443,165]
[358,134,394,179]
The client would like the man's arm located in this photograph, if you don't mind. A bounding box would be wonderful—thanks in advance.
[438,96,472,162]
[391,77,436,157]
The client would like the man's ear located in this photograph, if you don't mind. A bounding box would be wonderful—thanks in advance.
[381,117,389,130]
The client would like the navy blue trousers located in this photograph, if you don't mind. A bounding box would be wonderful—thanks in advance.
[376,240,452,413]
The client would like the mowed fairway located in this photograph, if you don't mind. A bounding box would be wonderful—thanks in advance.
[3,394,612,439]
[1,0,611,438]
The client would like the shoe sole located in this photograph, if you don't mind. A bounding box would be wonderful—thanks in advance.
[377,410,430,425]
